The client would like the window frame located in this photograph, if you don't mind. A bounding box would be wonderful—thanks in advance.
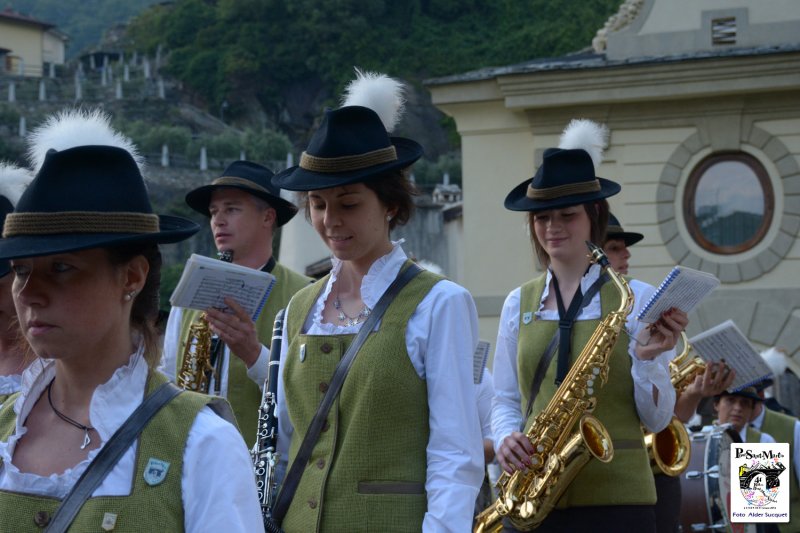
[683,151,774,255]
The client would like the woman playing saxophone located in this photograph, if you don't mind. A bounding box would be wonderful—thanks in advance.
[489,120,688,532]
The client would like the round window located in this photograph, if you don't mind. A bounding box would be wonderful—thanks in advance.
[684,152,774,254]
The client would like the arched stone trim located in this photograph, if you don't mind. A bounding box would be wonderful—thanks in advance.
[657,126,800,283]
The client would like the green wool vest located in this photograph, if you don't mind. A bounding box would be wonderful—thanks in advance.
[281,262,440,533]
[0,371,218,532]
[517,274,656,507]
[761,409,800,533]
[177,261,311,448]
[0,394,10,407]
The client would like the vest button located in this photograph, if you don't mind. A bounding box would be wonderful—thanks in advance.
[33,510,50,528]
[308,499,318,509]
[316,458,325,469]
[319,382,329,393]
[320,343,333,354]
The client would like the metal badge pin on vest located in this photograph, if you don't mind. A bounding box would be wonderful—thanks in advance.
[101,512,118,531]
[143,457,171,486]
[299,343,307,362]
[522,311,533,325]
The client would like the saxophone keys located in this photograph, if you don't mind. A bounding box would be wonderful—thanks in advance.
[519,499,535,519]
[502,496,515,513]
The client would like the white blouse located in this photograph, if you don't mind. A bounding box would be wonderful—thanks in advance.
[0,347,263,532]
[491,263,677,453]
[276,243,484,533]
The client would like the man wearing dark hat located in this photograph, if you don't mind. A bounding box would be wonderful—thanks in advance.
[162,160,311,447]
[713,388,775,443]
[603,213,643,275]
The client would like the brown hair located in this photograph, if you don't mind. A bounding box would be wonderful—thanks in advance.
[106,243,163,367]
[300,168,418,231]
[527,200,610,268]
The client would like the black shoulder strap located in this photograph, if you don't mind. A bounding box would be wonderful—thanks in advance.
[271,263,423,524]
[523,273,608,422]
[45,382,183,533]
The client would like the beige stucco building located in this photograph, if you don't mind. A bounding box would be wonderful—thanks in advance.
[0,8,67,77]
[427,0,800,363]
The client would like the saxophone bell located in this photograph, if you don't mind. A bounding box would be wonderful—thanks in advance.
[644,332,699,477]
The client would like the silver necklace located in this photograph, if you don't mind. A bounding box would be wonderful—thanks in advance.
[333,294,371,327]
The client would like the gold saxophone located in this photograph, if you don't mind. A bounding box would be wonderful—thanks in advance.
[176,250,234,393]
[643,333,704,476]
[475,242,633,533]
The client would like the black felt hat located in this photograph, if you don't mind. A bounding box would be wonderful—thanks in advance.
[185,160,298,226]
[505,147,620,212]
[273,106,422,191]
[273,70,423,191]
[715,386,763,403]
[0,145,199,260]
[0,163,33,276]
[606,213,644,247]
[0,196,14,277]
[505,119,620,212]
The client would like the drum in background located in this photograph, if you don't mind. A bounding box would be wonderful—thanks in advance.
[680,426,755,533]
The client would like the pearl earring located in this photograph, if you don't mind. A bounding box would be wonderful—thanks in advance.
[124,290,136,301]
[386,214,392,222]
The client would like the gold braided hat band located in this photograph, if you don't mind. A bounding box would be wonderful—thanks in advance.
[212,176,270,193]
[3,211,160,237]
[526,179,601,200]
[299,146,397,173]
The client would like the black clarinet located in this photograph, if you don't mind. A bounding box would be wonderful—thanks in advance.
[252,308,285,533]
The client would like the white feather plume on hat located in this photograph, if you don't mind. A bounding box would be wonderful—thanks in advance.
[341,68,406,133]
[0,163,33,206]
[760,347,789,376]
[558,119,609,170]
[27,108,143,173]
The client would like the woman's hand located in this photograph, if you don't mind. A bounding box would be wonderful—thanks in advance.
[496,432,535,474]
[635,308,689,361]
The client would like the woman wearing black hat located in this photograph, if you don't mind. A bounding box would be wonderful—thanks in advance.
[271,70,483,532]
[492,120,688,532]
[0,110,263,532]
[0,164,33,407]
[603,213,644,276]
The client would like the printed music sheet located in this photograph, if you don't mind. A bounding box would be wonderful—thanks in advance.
[688,320,773,392]
[170,254,276,320]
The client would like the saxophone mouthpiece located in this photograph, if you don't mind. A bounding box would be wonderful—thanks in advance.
[585,241,609,268]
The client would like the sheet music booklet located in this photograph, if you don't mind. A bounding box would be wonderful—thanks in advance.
[637,265,720,323]
[688,319,773,392]
[169,254,276,320]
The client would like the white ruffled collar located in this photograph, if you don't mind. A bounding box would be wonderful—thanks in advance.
[309,240,407,334]
[538,263,602,317]
[0,345,148,497]
[0,374,21,396]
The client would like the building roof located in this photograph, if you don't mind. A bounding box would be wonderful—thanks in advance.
[426,43,800,86]
[0,8,55,30]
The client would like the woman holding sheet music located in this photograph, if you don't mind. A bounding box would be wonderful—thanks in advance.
[492,119,688,532]
[270,70,483,532]
[0,110,262,532]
